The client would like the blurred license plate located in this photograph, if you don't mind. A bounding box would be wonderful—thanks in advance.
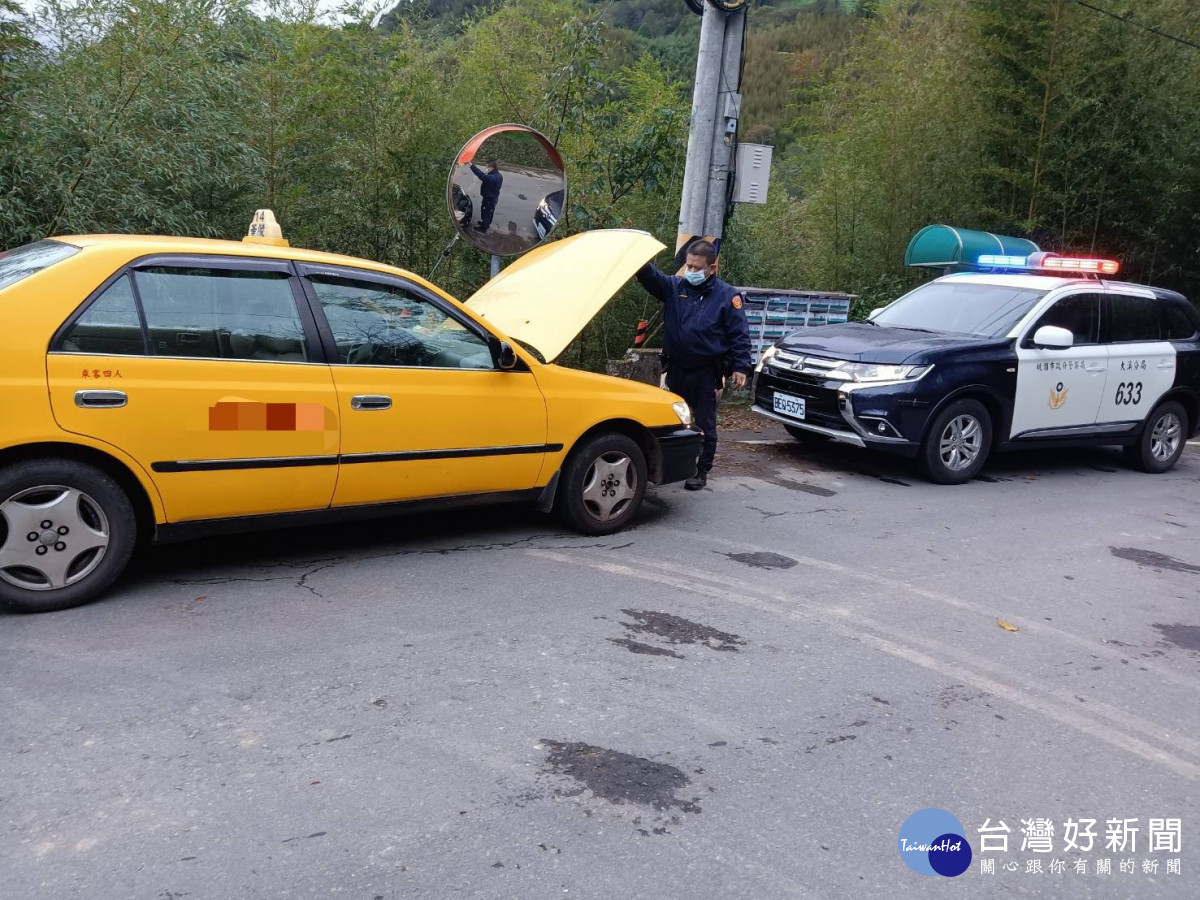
[773,392,806,419]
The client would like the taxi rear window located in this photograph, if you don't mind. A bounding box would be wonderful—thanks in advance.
[0,240,81,291]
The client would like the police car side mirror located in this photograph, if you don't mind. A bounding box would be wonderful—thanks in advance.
[1032,325,1074,350]
[868,307,884,321]
[496,340,518,370]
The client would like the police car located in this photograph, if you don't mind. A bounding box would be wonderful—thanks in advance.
[752,252,1200,484]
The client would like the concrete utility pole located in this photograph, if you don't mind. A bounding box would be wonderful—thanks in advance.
[676,1,745,269]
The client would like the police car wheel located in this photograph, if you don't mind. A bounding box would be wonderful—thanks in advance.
[0,459,137,614]
[556,433,648,536]
[1124,401,1187,474]
[919,399,992,485]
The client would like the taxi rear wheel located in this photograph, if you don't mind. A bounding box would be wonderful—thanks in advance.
[918,399,992,485]
[0,460,137,614]
[1123,401,1187,474]
[556,433,648,536]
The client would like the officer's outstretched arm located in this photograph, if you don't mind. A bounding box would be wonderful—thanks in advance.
[469,164,485,180]
[635,263,673,304]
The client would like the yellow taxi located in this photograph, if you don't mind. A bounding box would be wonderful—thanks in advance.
[0,214,700,613]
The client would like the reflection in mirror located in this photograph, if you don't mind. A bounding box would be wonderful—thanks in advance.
[447,125,567,257]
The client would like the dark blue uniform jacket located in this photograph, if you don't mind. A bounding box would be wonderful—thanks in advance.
[470,165,503,203]
[636,264,753,373]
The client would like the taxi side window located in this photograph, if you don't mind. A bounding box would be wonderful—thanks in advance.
[1108,294,1161,343]
[307,276,494,370]
[59,275,146,356]
[133,267,308,362]
[1027,293,1099,345]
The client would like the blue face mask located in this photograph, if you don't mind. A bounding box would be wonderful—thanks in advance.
[684,269,707,286]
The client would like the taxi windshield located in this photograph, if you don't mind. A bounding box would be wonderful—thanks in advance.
[0,240,80,291]
[874,281,1047,337]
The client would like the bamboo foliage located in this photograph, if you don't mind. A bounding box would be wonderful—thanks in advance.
[1,0,1198,367]
[731,0,1200,310]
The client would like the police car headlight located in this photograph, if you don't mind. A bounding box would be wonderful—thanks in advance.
[672,401,692,427]
[841,363,931,383]
[755,344,779,373]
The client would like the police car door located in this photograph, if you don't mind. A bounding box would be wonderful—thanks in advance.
[1095,291,1176,428]
[1010,292,1106,438]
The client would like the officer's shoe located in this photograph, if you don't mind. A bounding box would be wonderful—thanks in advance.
[685,471,708,491]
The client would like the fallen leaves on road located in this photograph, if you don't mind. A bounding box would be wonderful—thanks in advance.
[996,618,1019,633]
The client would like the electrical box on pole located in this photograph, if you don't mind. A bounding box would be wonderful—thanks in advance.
[731,143,773,204]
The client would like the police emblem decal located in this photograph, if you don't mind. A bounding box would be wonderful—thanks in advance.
[1048,382,1068,410]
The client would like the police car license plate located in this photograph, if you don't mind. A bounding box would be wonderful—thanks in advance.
[773,391,806,420]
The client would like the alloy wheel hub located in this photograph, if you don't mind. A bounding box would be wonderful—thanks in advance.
[582,452,637,522]
[1,486,108,591]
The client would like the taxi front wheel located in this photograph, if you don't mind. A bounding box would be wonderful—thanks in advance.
[918,399,993,485]
[556,433,648,535]
[0,460,137,614]
[1124,400,1187,474]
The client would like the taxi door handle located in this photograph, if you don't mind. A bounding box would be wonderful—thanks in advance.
[74,390,127,409]
[351,395,392,411]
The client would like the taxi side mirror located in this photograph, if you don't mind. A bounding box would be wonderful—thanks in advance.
[1032,325,1074,350]
[496,340,518,370]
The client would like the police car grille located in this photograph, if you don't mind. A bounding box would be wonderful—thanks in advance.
[763,364,839,391]
[771,351,848,381]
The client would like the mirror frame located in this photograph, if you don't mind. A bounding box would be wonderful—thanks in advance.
[446,124,567,258]
[491,338,518,370]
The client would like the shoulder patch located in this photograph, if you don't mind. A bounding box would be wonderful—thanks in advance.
[732,294,743,310]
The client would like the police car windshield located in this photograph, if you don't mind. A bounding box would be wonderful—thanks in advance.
[874,282,1048,337]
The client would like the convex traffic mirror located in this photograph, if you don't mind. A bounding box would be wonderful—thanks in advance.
[447,124,567,257]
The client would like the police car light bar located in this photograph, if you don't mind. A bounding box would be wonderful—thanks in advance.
[1038,255,1120,275]
[975,252,1119,276]
[977,254,1028,267]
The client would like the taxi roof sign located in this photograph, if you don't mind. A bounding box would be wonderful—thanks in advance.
[243,209,289,247]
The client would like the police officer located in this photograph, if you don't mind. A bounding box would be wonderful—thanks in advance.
[469,160,503,233]
[636,240,752,490]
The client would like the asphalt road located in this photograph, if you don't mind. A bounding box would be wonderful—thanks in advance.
[3,421,1199,899]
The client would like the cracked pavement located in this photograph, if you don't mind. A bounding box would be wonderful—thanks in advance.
[3,426,1199,899]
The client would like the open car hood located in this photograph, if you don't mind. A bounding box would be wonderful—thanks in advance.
[465,229,665,362]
